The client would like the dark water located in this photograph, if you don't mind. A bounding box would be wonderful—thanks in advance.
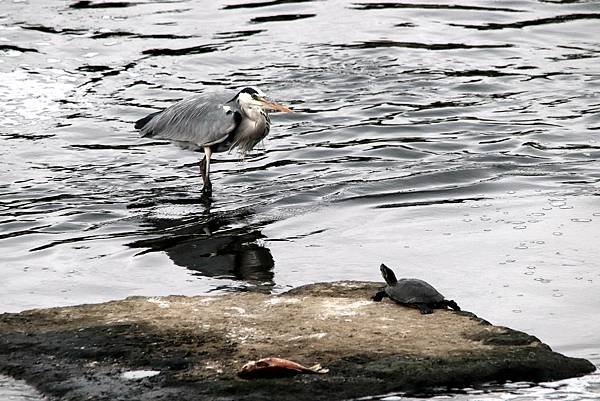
[1,0,599,399]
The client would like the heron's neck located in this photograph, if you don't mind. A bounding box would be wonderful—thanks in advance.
[239,103,264,122]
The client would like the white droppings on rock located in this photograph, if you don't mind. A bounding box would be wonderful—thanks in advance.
[335,282,362,288]
[121,370,160,380]
[320,300,372,318]
[147,297,170,309]
[205,361,223,373]
[198,297,216,304]
[226,327,259,344]
[264,297,302,305]
[288,332,328,342]
[225,307,246,315]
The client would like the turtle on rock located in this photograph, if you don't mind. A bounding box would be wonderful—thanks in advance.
[372,263,461,314]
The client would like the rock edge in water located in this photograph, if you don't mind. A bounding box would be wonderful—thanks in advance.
[0,281,595,401]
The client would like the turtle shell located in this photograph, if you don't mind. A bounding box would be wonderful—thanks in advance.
[385,278,445,304]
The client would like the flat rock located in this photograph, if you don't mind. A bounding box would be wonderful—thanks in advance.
[0,281,594,401]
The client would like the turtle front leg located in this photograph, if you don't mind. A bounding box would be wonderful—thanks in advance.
[415,303,433,314]
[443,299,461,311]
[372,291,387,302]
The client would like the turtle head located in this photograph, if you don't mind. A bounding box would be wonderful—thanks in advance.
[380,263,398,286]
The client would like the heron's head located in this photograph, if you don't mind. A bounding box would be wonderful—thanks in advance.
[234,87,292,112]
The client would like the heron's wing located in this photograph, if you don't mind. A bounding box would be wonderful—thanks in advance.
[140,93,240,146]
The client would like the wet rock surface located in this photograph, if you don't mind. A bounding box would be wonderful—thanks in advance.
[0,282,594,401]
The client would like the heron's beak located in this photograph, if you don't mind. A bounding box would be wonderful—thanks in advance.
[259,97,293,112]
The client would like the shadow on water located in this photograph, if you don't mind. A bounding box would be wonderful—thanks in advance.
[69,1,138,9]
[127,197,275,292]
[141,44,226,57]
[249,14,316,24]
[349,3,523,12]
[222,0,315,10]
[452,13,600,30]
[335,40,513,50]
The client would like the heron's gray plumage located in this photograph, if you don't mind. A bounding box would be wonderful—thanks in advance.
[138,91,272,154]
[139,93,241,152]
[136,86,290,195]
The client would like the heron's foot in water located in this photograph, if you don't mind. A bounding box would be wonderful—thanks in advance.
[201,181,213,196]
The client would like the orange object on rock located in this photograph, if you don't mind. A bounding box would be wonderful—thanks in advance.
[238,357,329,379]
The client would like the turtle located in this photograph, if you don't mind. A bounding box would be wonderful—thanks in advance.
[372,263,461,314]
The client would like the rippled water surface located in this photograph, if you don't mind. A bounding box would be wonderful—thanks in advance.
[1,0,599,399]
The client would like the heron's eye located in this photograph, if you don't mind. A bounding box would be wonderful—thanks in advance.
[251,94,260,100]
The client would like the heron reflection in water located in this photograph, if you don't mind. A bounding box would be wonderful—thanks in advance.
[135,87,292,195]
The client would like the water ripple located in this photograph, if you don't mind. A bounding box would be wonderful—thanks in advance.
[0,0,598,324]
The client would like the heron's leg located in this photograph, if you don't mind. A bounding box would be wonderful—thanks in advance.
[202,146,213,195]
[199,156,207,181]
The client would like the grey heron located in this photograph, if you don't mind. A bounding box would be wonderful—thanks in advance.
[135,87,291,195]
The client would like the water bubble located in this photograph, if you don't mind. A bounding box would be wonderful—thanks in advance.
[553,232,563,236]
[512,309,522,313]
[524,271,534,275]
[552,292,563,298]
[559,205,574,210]
[515,243,528,250]
[593,212,600,217]
[526,265,536,270]
[463,218,472,222]
[571,218,592,223]
[536,240,545,245]
[530,212,545,217]
[514,225,527,230]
